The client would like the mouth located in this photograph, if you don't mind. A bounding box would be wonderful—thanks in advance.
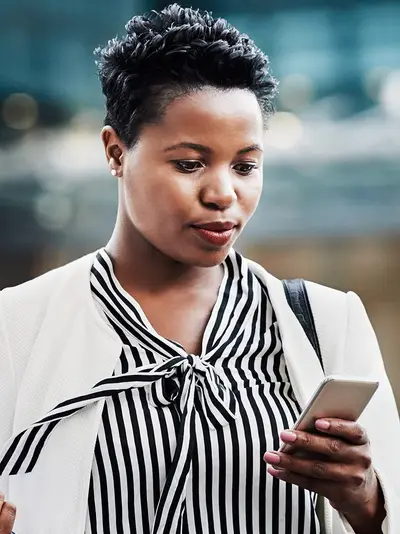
[190,221,237,247]
[191,221,236,232]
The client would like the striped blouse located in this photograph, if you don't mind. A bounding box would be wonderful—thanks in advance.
[85,248,320,534]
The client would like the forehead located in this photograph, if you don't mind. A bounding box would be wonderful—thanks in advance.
[152,87,264,147]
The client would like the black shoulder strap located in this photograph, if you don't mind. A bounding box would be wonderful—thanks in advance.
[282,278,324,372]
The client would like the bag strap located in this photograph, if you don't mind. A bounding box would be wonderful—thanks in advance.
[282,278,324,373]
[282,278,328,531]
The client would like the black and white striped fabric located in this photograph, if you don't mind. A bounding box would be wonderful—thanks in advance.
[86,249,320,534]
[0,248,320,533]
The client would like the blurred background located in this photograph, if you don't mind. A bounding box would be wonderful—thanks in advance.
[0,0,399,405]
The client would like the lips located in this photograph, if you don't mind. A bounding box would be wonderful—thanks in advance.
[191,221,236,247]
[191,221,236,232]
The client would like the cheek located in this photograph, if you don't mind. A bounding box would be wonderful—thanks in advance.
[239,176,263,215]
[121,170,194,230]
[121,172,160,232]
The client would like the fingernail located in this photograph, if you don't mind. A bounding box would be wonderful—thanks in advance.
[264,452,281,464]
[281,430,297,443]
[0,492,4,501]
[315,419,330,430]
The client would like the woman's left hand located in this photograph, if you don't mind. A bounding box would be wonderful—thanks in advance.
[264,418,386,532]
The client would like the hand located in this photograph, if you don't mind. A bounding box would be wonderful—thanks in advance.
[264,419,386,533]
[0,493,16,534]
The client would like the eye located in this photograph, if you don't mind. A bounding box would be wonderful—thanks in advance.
[233,162,258,176]
[172,160,204,173]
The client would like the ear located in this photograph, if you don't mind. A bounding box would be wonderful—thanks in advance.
[101,126,125,176]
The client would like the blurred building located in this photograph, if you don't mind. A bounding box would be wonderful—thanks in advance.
[0,0,399,404]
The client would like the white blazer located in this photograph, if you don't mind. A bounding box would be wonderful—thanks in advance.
[0,252,398,534]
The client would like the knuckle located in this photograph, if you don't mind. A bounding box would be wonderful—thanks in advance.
[350,471,366,487]
[280,455,292,470]
[335,421,346,435]
[312,462,327,478]
[353,427,365,442]
[359,452,372,470]
[302,432,313,447]
[328,439,343,455]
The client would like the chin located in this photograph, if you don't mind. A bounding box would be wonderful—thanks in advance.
[177,245,233,268]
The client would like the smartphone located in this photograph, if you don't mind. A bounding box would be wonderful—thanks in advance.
[279,376,379,453]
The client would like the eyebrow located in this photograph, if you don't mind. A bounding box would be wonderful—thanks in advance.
[163,142,263,155]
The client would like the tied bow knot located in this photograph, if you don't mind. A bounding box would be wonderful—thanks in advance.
[147,354,238,430]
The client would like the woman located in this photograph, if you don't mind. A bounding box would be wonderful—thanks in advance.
[0,4,398,533]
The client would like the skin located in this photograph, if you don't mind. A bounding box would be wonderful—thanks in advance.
[0,493,16,534]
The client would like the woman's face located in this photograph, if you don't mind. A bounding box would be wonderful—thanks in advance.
[105,87,265,267]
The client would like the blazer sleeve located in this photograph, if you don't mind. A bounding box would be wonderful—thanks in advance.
[342,291,399,534]
[0,292,17,496]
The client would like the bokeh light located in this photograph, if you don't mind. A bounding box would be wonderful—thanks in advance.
[2,93,39,130]
[265,112,304,150]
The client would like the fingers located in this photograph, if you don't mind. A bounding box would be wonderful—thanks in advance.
[266,459,379,519]
[314,419,369,446]
[267,465,340,496]
[278,429,370,465]
[0,495,16,534]
[264,420,375,518]
[264,449,368,484]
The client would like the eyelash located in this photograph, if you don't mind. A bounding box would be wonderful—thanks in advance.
[172,160,258,176]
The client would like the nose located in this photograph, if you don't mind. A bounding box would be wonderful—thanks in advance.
[199,169,237,211]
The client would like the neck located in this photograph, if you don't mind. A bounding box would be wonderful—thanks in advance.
[106,220,222,295]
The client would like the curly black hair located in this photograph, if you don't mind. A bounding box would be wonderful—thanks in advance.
[95,3,278,148]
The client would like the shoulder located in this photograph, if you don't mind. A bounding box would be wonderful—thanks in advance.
[246,255,347,301]
[249,254,370,319]
[1,252,95,306]
[304,281,373,334]
[245,256,372,358]
[304,279,348,319]
[0,251,96,347]
[247,254,352,301]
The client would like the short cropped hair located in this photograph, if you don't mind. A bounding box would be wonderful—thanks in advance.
[95,3,278,148]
